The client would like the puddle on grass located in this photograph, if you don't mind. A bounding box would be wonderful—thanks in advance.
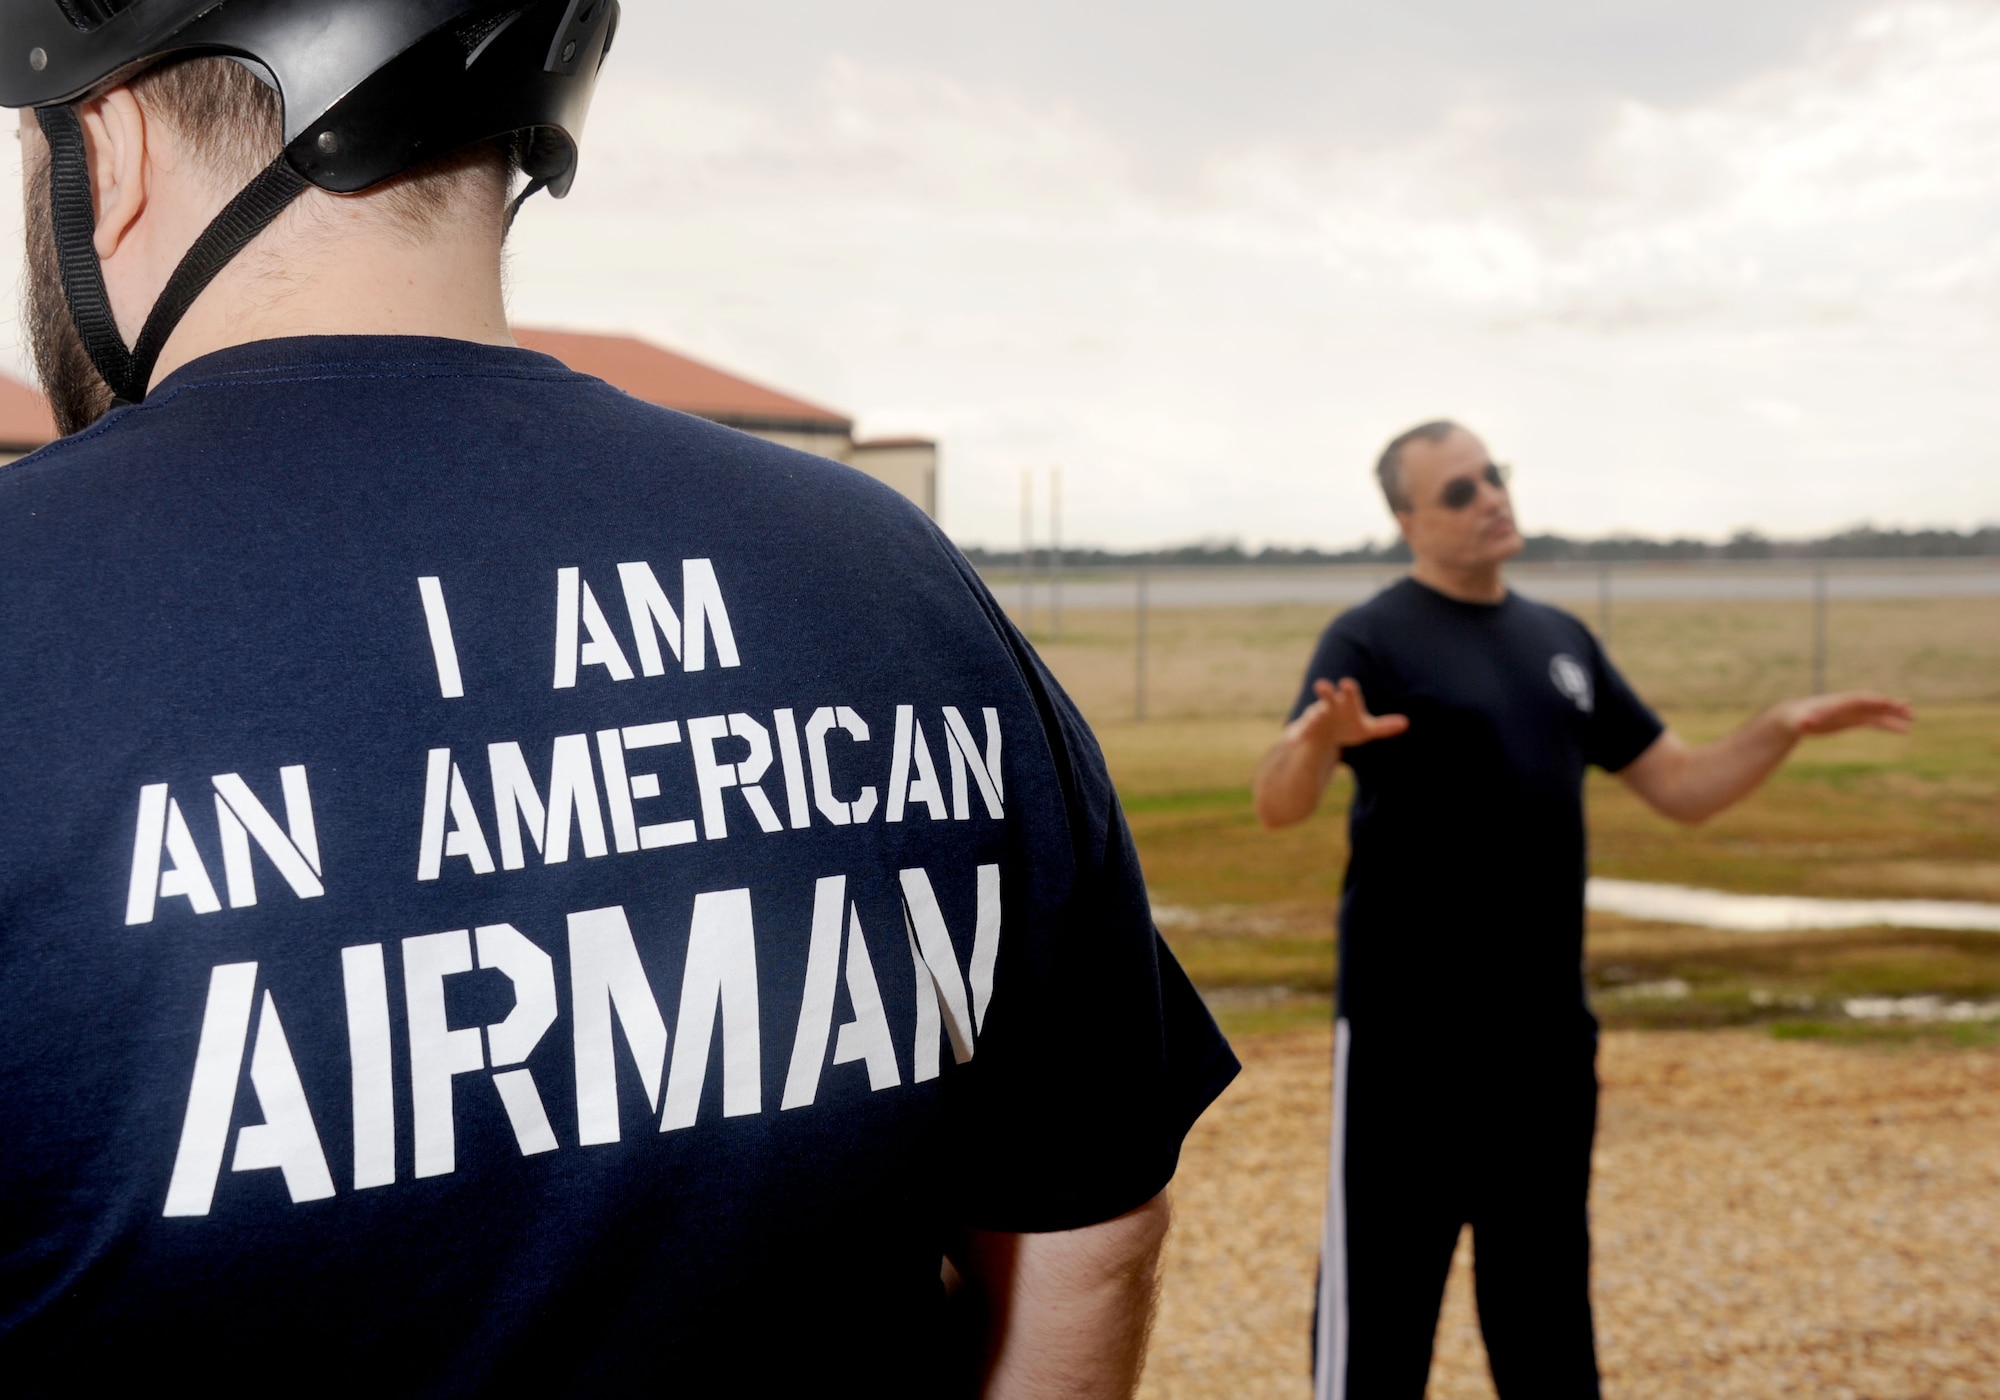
[1604,978,1691,1001]
[1842,995,2000,1023]
[1165,901,2000,1030]
[1198,985,1303,1011]
[1151,904,1317,938]
[1749,988,1818,1011]
[1587,878,2000,934]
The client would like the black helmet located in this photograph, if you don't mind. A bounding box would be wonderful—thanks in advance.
[0,0,620,403]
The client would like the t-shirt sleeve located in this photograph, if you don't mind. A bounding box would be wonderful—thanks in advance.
[1287,614,1376,724]
[946,628,1240,1235]
[1584,635,1665,773]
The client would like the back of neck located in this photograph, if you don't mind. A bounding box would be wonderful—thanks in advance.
[148,190,512,389]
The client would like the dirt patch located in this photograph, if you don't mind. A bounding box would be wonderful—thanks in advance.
[1142,1028,2000,1399]
[1143,1028,1328,1399]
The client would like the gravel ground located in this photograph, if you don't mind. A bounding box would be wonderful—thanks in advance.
[1142,1028,2000,1399]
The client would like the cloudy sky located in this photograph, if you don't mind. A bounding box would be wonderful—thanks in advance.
[10,0,2000,549]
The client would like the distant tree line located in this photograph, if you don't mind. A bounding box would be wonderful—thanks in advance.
[962,526,2000,569]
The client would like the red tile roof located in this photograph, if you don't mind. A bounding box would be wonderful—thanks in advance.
[0,331,852,456]
[515,327,851,431]
[0,370,56,451]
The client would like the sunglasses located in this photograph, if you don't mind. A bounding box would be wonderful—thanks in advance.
[1438,462,1510,511]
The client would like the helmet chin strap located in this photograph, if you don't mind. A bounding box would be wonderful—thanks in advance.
[504,174,552,234]
[39,102,310,406]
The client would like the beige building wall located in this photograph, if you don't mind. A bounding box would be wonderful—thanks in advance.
[739,424,854,460]
[847,440,939,520]
[730,420,940,521]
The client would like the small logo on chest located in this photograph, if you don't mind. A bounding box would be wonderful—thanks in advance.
[1549,653,1594,714]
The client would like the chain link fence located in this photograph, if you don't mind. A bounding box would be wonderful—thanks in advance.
[980,559,2000,723]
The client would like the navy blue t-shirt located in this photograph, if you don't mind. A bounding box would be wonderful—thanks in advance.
[0,336,1236,1394]
[1290,578,1662,1034]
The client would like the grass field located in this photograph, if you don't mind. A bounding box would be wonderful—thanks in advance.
[1022,594,2000,722]
[1015,595,2000,1039]
[1057,593,2000,1395]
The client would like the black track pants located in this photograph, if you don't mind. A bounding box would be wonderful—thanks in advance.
[1313,1019,1601,1400]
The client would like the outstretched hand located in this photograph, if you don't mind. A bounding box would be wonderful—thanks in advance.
[1622,689,1916,825]
[1293,677,1410,753]
[1781,691,1915,738]
[1256,677,1411,828]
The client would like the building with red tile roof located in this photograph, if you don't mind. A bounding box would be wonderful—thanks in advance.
[0,331,938,518]
[517,328,937,518]
[514,327,849,443]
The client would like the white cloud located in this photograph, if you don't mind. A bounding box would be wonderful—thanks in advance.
[1,3,1994,549]
[504,3,2000,547]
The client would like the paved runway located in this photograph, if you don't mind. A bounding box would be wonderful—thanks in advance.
[983,560,2000,610]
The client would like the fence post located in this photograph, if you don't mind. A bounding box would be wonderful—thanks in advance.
[1135,566,1149,722]
[1019,471,1033,632]
[1812,561,1828,693]
[1050,467,1063,639]
[1598,562,1612,646]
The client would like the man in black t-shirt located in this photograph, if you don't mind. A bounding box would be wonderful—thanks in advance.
[1253,420,1911,1400]
[0,5,1236,1394]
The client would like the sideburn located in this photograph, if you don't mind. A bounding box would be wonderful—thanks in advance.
[23,126,115,436]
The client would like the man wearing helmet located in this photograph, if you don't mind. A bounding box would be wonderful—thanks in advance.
[0,4,1237,1393]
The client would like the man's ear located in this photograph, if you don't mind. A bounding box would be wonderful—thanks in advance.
[1393,507,1416,543]
[77,86,149,261]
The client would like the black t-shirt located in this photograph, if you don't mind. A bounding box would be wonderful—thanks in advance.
[1289,578,1663,1034]
[0,336,1237,1394]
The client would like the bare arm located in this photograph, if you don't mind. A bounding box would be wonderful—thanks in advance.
[956,1192,1173,1400]
[1618,691,1913,824]
[1253,677,1409,829]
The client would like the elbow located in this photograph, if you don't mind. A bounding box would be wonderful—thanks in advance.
[1627,773,1716,826]
[1251,787,1305,831]
[1656,796,1718,827]
[1250,787,1278,829]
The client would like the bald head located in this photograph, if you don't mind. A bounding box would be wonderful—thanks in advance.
[1373,420,1525,596]
[1376,420,1460,512]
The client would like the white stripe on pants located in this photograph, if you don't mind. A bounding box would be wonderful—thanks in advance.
[1313,1017,1353,1400]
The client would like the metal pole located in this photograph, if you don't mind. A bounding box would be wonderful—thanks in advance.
[1135,565,1149,722]
[1812,561,1828,693]
[1019,470,1033,633]
[1598,562,1612,647]
[1050,467,1063,639]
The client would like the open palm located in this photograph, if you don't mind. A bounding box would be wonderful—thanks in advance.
[1786,692,1914,737]
[1297,677,1411,751]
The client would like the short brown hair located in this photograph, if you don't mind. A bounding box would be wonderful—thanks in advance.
[1375,419,1460,511]
[130,56,513,233]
